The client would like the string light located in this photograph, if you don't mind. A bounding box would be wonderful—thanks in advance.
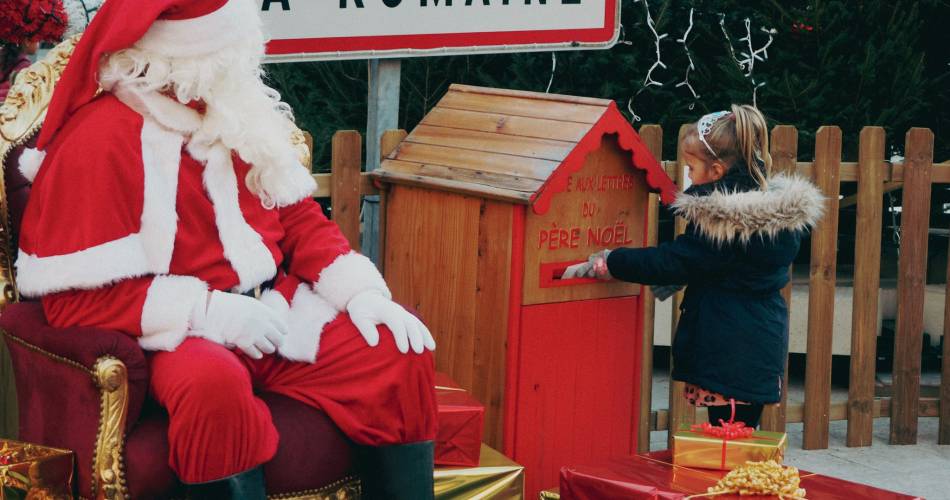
[624,6,777,120]
[628,0,667,122]
[617,23,634,46]
[721,15,776,107]
[674,8,700,110]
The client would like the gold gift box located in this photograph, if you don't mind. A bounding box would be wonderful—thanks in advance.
[672,426,787,471]
[0,439,74,500]
[435,443,524,499]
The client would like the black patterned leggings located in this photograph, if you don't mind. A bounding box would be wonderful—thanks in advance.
[707,403,765,428]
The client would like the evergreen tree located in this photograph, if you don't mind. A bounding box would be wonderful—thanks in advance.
[265,0,948,168]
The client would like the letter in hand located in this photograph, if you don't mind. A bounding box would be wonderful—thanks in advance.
[562,249,612,280]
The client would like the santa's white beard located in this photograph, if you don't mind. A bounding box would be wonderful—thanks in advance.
[99,39,301,206]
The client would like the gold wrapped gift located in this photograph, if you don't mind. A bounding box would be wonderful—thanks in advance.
[673,425,787,471]
[0,439,74,500]
[435,444,524,500]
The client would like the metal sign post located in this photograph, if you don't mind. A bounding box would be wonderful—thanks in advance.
[362,59,401,264]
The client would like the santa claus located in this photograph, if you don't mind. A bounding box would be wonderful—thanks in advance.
[14,0,438,498]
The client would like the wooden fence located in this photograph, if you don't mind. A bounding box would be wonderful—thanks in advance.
[5,125,944,452]
[636,125,948,451]
[326,125,948,454]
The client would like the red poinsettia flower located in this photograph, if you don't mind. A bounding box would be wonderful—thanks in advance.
[0,0,68,45]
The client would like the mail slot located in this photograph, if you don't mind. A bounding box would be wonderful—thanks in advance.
[538,260,602,288]
[374,84,677,496]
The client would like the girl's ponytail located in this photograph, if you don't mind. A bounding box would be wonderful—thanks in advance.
[731,104,772,189]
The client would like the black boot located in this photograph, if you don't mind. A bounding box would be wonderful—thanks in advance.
[186,465,266,500]
[358,441,435,500]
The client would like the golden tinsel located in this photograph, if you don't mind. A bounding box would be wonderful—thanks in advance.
[706,460,807,499]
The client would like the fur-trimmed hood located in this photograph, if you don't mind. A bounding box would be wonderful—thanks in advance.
[671,173,825,245]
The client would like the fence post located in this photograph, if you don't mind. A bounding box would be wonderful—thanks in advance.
[760,125,799,433]
[803,126,841,450]
[847,127,886,447]
[668,125,696,448]
[331,130,363,250]
[891,128,934,445]
[638,124,662,452]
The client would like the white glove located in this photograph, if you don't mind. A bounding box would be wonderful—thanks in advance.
[562,249,613,280]
[347,291,436,354]
[191,290,289,359]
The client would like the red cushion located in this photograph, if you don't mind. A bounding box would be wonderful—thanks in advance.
[260,392,355,495]
[0,302,149,427]
[3,328,104,499]
[2,302,148,499]
[124,411,181,500]
[122,396,354,498]
[2,302,354,498]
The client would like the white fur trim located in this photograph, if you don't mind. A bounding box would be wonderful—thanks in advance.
[16,236,151,296]
[263,284,339,363]
[113,86,201,134]
[17,148,46,183]
[134,0,259,57]
[139,120,184,272]
[16,121,181,296]
[671,173,825,245]
[139,275,208,352]
[314,252,391,311]
[200,143,277,292]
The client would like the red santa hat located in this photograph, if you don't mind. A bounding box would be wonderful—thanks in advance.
[35,0,259,151]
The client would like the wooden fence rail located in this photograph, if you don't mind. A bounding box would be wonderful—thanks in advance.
[644,125,946,452]
[3,125,945,454]
[319,125,945,453]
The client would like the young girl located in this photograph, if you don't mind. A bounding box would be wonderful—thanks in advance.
[565,105,823,428]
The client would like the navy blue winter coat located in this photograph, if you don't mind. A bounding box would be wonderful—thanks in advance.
[606,168,823,403]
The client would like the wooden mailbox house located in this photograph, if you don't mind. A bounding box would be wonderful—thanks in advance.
[374,84,677,495]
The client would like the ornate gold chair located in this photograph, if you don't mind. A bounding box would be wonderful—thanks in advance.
[0,38,359,499]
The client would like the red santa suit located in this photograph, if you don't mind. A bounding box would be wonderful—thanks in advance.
[16,78,436,483]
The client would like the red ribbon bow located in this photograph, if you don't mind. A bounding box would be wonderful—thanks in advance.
[688,399,755,469]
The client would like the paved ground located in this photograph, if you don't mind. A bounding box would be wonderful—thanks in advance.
[648,368,950,499]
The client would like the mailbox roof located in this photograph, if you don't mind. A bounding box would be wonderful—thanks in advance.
[374,84,677,210]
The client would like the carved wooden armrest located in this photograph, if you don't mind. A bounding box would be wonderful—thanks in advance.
[92,356,130,500]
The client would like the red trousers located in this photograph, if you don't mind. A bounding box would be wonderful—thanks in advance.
[148,314,437,483]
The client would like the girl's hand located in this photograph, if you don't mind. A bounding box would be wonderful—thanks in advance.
[562,250,613,280]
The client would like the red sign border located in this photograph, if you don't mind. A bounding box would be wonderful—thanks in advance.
[265,0,619,61]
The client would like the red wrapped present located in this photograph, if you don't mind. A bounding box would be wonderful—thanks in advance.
[558,450,923,500]
[1,439,74,500]
[435,372,484,467]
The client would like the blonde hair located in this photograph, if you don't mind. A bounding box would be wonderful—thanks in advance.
[685,104,773,189]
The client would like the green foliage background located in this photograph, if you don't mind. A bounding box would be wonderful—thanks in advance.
[265,0,949,169]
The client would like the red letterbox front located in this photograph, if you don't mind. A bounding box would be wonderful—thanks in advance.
[376,84,676,497]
